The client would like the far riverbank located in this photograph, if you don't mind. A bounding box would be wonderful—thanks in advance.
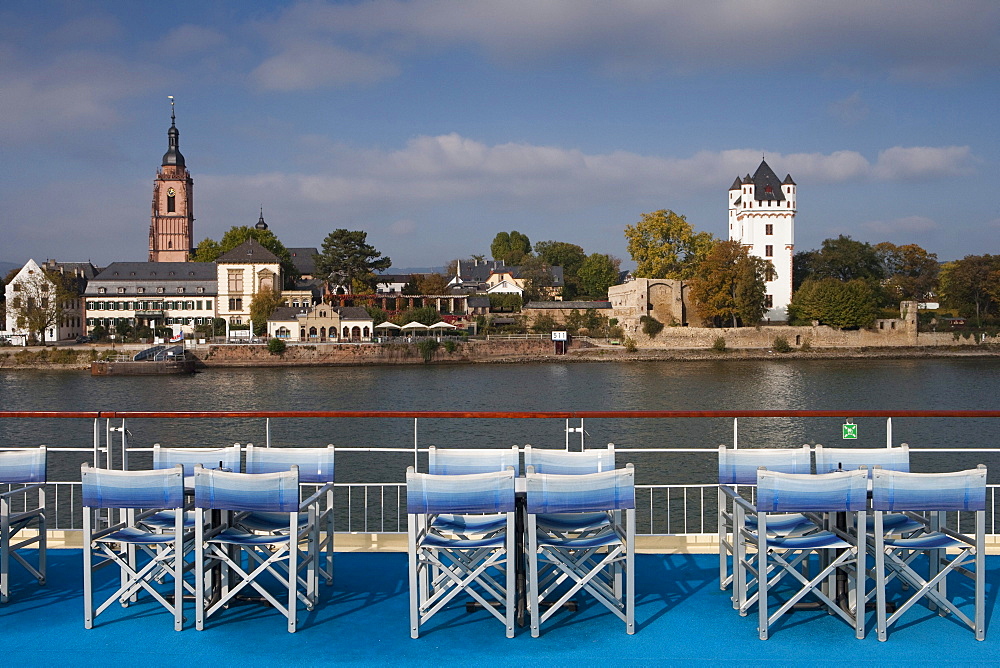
[1,339,999,371]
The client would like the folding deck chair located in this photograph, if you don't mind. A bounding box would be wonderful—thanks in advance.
[0,446,46,603]
[243,444,336,593]
[407,466,517,638]
[737,468,868,640]
[871,466,987,641]
[82,464,189,630]
[525,464,635,637]
[193,465,321,633]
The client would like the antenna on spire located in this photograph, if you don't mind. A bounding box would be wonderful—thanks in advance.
[168,96,176,126]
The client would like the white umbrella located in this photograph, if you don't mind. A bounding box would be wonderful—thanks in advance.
[374,321,401,330]
[428,321,457,329]
[400,321,429,330]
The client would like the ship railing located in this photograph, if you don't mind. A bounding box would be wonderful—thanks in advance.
[2,410,1000,544]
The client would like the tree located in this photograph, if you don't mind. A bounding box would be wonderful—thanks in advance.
[577,253,620,299]
[415,273,450,295]
[624,209,714,279]
[689,240,770,327]
[314,229,391,293]
[7,268,76,345]
[517,255,556,301]
[535,240,586,298]
[193,226,298,287]
[787,278,879,329]
[490,231,531,265]
[803,235,885,283]
[248,286,285,336]
[938,254,1000,327]
[875,242,940,303]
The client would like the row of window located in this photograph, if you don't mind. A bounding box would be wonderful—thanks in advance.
[87,317,209,326]
[95,286,207,295]
[85,300,213,311]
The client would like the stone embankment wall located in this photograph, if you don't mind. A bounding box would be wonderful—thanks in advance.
[194,338,556,367]
[627,324,989,350]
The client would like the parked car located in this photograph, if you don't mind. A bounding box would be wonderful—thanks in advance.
[76,335,93,343]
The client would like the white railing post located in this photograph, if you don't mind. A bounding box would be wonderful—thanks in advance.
[886,417,892,448]
[733,417,739,449]
[266,417,271,447]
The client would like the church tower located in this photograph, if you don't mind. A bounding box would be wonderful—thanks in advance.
[149,98,194,262]
[728,159,795,321]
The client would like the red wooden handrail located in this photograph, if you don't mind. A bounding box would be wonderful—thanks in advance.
[1,410,999,419]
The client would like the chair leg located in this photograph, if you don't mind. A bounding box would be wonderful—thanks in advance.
[1,500,9,604]
[408,519,420,639]
[83,509,94,628]
[875,513,888,641]
[975,513,985,641]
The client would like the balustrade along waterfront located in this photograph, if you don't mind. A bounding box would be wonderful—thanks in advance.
[1,358,999,535]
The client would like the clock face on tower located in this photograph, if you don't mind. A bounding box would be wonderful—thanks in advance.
[167,187,176,197]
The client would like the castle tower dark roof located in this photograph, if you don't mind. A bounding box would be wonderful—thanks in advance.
[161,98,186,169]
[216,239,280,264]
[750,159,784,202]
[255,208,269,230]
[783,174,796,186]
[729,176,743,190]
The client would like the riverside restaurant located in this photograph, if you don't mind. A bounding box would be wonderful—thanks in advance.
[2,408,999,665]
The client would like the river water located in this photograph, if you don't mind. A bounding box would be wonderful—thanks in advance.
[1,358,998,486]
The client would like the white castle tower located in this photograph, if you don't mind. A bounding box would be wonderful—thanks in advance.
[728,159,795,321]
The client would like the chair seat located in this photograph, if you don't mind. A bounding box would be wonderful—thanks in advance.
[430,513,507,534]
[210,527,291,546]
[419,533,508,549]
[883,531,966,550]
[143,510,196,529]
[98,526,180,545]
[536,512,610,532]
[536,528,623,549]
[744,512,816,535]
[867,513,924,535]
[239,511,308,532]
[755,530,850,551]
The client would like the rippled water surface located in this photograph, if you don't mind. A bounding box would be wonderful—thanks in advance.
[1,358,998,483]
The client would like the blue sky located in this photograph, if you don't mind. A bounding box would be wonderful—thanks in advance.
[2,0,999,271]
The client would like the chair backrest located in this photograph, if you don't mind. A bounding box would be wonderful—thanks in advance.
[406,467,516,514]
[245,445,334,483]
[0,446,46,484]
[815,445,909,476]
[871,466,987,512]
[523,444,614,475]
[81,464,185,509]
[526,465,635,514]
[756,469,868,512]
[193,466,300,513]
[718,445,811,485]
[153,444,242,475]
[427,446,519,475]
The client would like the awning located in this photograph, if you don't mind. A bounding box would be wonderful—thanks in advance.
[428,321,457,329]
[374,321,401,330]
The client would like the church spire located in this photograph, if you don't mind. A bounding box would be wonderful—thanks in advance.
[256,206,269,230]
[162,96,186,169]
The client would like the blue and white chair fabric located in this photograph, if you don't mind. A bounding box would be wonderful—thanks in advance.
[193,465,320,633]
[525,464,635,637]
[871,466,986,641]
[426,446,519,536]
[523,445,616,533]
[717,446,815,603]
[406,467,517,638]
[0,447,47,603]
[244,444,336,592]
[81,464,189,630]
[735,468,869,640]
[145,444,243,530]
[815,445,923,532]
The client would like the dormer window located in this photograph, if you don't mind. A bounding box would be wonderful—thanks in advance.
[98,287,106,294]
[196,286,204,294]
[156,287,164,294]
[137,287,145,294]
[177,287,185,294]
[117,287,125,294]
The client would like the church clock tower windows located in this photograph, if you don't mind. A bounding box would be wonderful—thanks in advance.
[149,97,194,262]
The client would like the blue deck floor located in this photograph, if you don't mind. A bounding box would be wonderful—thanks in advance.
[2,550,997,667]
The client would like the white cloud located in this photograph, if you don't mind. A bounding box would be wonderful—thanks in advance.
[200,135,979,215]
[252,40,399,90]
[249,0,1000,89]
[156,25,229,56]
